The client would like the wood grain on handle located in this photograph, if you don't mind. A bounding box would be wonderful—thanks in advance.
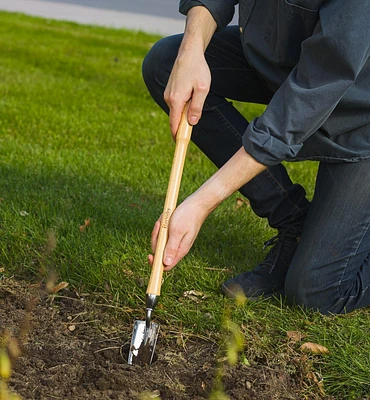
[146,104,193,296]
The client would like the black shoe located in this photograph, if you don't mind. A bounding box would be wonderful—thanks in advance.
[221,231,300,300]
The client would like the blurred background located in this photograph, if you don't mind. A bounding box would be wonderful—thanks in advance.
[0,0,239,36]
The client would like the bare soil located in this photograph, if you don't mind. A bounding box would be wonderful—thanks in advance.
[0,277,317,400]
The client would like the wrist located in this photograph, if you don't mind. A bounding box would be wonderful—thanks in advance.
[184,192,216,221]
[187,183,225,218]
[189,148,266,214]
[182,6,217,52]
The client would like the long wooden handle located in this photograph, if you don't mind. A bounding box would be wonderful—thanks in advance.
[147,104,193,296]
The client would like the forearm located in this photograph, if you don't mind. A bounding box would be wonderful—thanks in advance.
[152,147,264,271]
[179,6,217,56]
[190,147,266,213]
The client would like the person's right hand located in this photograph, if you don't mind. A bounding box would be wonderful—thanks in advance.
[164,48,211,140]
[148,194,210,271]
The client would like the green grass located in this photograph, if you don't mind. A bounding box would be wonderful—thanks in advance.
[0,11,369,399]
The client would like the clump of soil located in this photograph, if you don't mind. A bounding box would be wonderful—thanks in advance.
[0,277,310,399]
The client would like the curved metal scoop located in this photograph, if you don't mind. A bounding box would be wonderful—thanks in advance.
[127,320,159,365]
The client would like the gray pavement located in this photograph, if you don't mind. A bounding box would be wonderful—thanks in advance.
[0,0,185,36]
[0,0,238,36]
[38,0,185,20]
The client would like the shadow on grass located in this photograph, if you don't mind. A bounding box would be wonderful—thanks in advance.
[0,161,268,295]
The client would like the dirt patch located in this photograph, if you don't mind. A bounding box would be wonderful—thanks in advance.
[0,277,314,400]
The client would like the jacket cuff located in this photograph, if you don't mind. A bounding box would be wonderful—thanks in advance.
[179,0,235,30]
[243,118,303,166]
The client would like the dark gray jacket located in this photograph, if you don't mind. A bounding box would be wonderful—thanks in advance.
[179,0,370,165]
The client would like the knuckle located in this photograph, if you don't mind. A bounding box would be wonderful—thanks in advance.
[167,93,181,105]
[195,81,209,93]
[178,243,189,258]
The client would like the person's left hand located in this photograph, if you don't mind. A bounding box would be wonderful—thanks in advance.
[148,196,209,271]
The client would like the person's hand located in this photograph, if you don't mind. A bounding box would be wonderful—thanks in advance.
[148,147,267,272]
[163,6,216,140]
[164,46,211,140]
[148,196,209,271]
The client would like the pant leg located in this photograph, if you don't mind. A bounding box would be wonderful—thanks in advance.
[285,159,370,314]
[142,26,309,234]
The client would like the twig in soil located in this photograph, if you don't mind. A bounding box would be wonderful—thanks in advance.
[69,311,88,322]
[31,385,39,394]
[55,295,135,316]
[65,320,100,326]
[52,295,85,302]
[91,301,135,314]
[48,364,69,371]
[97,336,122,343]
[93,346,121,354]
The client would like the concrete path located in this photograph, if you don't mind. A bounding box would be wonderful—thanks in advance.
[0,0,186,36]
[0,0,238,36]
[36,0,185,20]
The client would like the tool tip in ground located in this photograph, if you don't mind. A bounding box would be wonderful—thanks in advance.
[127,320,159,365]
[128,294,160,365]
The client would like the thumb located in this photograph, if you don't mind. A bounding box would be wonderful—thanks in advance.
[188,99,202,126]
[188,86,208,126]
[163,229,183,269]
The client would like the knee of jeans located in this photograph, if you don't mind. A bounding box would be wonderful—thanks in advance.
[142,35,182,104]
[141,42,165,99]
[285,271,351,315]
[285,272,324,312]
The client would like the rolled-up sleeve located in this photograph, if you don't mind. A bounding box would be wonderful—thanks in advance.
[179,0,238,30]
[243,0,370,166]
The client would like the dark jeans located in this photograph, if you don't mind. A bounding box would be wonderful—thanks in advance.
[142,26,370,314]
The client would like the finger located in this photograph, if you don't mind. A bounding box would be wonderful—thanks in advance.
[148,254,154,267]
[162,225,186,269]
[169,109,181,140]
[163,235,193,271]
[151,218,161,252]
[169,99,188,139]
[164,86,183,138]
[188,85,208,126]
[163,228,196,271]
